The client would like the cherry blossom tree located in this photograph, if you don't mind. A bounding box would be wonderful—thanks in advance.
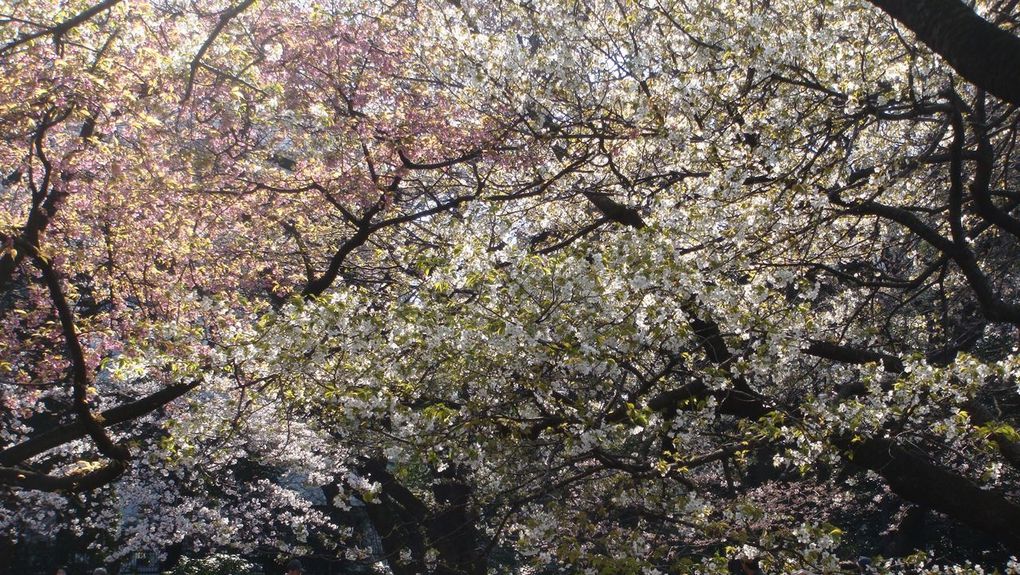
[0,0,528,564]
[3,0,1020,574]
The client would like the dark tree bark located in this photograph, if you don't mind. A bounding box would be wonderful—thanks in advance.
[582,192,647,229]
[867,0,1020,107]
[360,460,487,575]
[847,437,1020,550]
[881,504,928,557]
[361,460,430,575]
[429,468,485,575]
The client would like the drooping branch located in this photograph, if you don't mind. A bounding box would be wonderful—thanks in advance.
[828,190,955,253]
[830,187,1020,325]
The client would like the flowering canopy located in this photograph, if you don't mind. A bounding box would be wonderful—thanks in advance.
[2,0,1020,573]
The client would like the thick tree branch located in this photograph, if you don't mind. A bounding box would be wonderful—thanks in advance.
[302,182,475,298]
[398,148,482,170]
[583,191,646,229]
[28,247,130,462]
[0,381,198,467]
[829,190,956,253]
[965,93,1020,240]
[0,459,127,493]
[846,436,1020,550]
[830,188,1020,325]
[0,113,72,292]
[868,0,1020,107]
[300,207,381,298]
[803,340,905,373]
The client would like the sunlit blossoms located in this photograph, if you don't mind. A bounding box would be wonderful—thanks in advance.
[3,0,1020,573]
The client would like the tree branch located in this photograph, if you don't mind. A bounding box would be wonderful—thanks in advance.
[180,0,258,104]
[868,0,1020,107]
[0,459,127,492]
[0,0,123,55]
[27,246,130,462]
[0,381,198,466]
